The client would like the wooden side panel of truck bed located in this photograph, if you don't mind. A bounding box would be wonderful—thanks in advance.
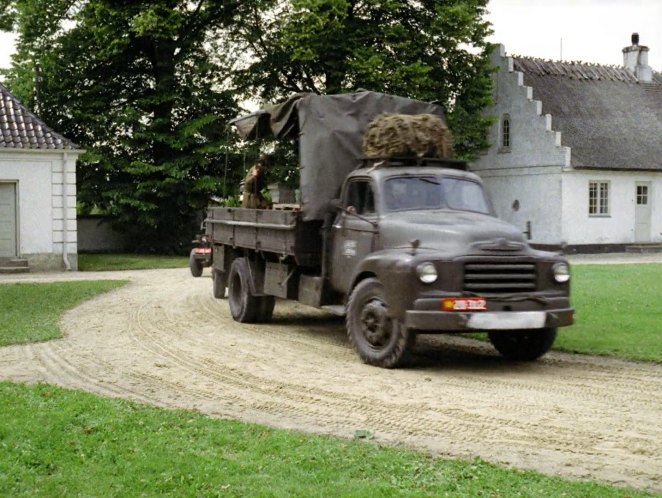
[206,207,323,267]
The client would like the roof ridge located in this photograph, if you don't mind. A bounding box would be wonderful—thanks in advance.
[0,82,79,150]
[511,55,646,83]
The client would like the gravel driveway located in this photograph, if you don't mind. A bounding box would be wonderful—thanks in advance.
[1,264,661,492]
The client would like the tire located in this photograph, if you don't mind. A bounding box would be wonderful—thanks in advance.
[227,258,260,323]
[212,268,227,299]
[346,278,414,368]
[255,295,276,322]
[189,249,203,277]
[488,328,557,361]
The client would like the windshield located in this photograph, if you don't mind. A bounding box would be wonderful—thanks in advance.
[383,175,491,214]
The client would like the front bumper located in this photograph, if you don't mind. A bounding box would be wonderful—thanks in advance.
[404,295,574,332]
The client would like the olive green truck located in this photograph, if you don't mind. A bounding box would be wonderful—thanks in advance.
[206,91,574,368]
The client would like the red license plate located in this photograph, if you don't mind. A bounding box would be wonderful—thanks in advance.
[441,297,487,311]
[194,248,212,254]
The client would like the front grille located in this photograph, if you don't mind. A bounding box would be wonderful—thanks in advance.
[463,261,536,293]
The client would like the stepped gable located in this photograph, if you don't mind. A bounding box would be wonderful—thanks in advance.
[511,56,662,171]
[0,83,77,150]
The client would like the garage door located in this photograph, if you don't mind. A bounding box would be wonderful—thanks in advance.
[0,183,17,257]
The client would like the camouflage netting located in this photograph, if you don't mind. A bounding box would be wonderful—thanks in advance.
[362,113,454,159]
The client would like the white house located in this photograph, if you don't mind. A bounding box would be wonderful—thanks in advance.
[0,83,84,272]
[472,34,662,251]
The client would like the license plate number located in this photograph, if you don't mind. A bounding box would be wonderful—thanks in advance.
[441,297,487,311]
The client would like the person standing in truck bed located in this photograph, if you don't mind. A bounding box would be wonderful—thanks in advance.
[242,154,272,209]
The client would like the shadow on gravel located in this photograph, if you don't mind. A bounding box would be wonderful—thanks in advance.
[263,308,553,373]
[409,334,556,374]
[269,313,345,327]
[261,312,349,346]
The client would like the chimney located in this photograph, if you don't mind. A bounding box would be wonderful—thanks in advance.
[623,32,652,82]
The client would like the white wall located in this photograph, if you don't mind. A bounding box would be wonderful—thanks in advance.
[471,45,662,247]
[562,170,662,244]
[479,167,563,244]
[472,44,570,172]
[0,150,80,270]
[471,44,569,244]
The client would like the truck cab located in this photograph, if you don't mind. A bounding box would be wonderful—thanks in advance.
[327,159,573,367]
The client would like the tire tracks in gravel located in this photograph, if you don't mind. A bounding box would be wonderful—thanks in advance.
[1,268,662,492]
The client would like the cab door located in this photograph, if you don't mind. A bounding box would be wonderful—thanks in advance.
[330,179,378,294]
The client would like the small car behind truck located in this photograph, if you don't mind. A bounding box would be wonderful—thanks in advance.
[206,91,574,368]
[189,223,213,277]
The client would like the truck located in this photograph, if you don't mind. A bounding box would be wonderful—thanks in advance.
[206,91,574,368]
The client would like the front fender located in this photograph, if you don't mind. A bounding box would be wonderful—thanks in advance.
[349,249,424,321]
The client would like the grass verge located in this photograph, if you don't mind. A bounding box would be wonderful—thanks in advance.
[0,382,650,498]
[78,253,187,271]
[555,264,662,362]
[0,281,127,346]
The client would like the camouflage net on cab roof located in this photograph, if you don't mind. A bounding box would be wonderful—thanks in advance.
[362,113,453,159]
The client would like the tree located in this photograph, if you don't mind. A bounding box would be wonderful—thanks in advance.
[0,0,14,31]
[5,0,246,252]
[231,0,494,158]
[3,0,495,252]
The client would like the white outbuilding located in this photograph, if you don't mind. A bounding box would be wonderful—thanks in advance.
[472,34,662,252]
[0,83,83,272]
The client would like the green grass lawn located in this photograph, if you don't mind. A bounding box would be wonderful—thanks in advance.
[0,382,649,498]
[556,263,662,362]
[78,253,187,271]
[0,281,127,346]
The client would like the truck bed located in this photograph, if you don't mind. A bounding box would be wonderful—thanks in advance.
[206,207,323,267]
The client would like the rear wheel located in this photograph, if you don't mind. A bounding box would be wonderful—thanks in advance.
[346,278,414,368]
[189,249,203,277]
[488,328,557,361]
[255,295,276,322]
[228,258,260,323]
[212,268,227,299]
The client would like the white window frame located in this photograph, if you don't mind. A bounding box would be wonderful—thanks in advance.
[636,184,649,206]
[588,180,610,216]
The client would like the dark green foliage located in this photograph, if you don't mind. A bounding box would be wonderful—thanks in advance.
[3,0,494,252]
[5,1,245,253]
[231,0,495,159]
[0,0,13,31]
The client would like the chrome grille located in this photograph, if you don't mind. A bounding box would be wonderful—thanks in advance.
[464,262,536,293]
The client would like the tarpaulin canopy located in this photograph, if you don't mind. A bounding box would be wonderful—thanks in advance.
[230,91,446,221]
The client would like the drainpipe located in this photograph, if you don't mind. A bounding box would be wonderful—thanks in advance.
[62,151,71,271]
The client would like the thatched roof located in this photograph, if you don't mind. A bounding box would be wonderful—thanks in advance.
[513,57,662,171]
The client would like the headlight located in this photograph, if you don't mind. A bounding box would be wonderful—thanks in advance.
[416,262,438,284]
[552,262,570,283]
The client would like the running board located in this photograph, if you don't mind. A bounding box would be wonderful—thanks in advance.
[321,305,346,316]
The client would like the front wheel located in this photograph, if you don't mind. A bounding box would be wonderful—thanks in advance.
[189,249,203,277]
[346,278,414,368]
[488,328,557,361]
